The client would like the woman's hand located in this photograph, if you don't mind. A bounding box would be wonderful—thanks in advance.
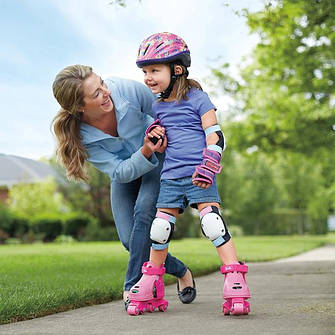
[141,127,167,158]
[154,134,167,153]
[147,126,165,144]
[147,126,167,153]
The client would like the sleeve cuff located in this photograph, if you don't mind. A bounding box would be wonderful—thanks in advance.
[134,149,159,170]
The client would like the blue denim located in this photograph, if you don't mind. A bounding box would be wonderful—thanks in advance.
[156,176,221,211]
[111,154,187,291]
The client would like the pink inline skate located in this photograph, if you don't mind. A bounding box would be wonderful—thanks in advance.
[221,262,250,315]
[127,261,168,316]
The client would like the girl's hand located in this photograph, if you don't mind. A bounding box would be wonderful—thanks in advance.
[192,171,211,189]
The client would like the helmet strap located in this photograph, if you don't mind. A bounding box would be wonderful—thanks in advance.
[159,63,187,100]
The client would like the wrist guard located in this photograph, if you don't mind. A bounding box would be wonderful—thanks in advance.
[145,119,164,145]
[193,148,222,185]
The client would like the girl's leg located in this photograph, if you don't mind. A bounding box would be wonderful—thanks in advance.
[137,158,187,279]
[149,208,194,292]
[128,207,191,315]
[198,202,238,265]
[149,208,179,266]
[198,202,250,315]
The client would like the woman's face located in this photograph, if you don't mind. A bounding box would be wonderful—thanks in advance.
[81,72,114,117]
[142,64,171,94]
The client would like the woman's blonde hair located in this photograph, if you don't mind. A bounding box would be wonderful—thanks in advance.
[51,64,93,181]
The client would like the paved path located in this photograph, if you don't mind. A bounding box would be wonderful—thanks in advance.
[1,245,335,335]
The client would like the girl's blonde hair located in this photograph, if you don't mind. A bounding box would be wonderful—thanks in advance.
[161,65,202,102]
[51,64,93,181]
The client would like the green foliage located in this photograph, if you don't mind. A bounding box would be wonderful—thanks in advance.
[49,158,114,228]
[233,0,335,153]
[54,235,76,244]
[0,204,29,241]
[209,0,335,233]
[219,151,279,234]
[8,178,68,217]
[31,214,63,242]
[228,225,244,236]
[62,212,95,239]
[174,207,201,239]
[0,203,13,238]
[81,222,119,241]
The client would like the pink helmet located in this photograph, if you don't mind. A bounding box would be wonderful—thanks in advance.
[136,32,191,68]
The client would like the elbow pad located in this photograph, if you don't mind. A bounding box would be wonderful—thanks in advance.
[205,125,226,155]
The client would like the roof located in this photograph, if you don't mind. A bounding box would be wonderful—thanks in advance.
[0,153,58,188]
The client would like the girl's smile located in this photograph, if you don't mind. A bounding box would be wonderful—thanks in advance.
[142,64,171,94]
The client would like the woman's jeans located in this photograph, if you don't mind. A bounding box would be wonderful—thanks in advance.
[111,154,187,291]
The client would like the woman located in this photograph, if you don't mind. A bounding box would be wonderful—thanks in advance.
[51,65,196,309]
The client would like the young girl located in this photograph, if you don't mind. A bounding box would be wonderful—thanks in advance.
[127,32,250,316]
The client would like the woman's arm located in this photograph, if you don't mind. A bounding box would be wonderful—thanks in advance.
[86,138,163,183]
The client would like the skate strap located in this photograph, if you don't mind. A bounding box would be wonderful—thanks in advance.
[142,262,166,276]
[199,205,215,219]
[203,148,221,162]
[220,263,248,274]
[193,166,215,184]
[201,158,222,174]
[156,211,176,224]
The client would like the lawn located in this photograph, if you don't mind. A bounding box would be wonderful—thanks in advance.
[0,234,334,324]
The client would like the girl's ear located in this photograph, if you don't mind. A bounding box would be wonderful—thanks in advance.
[174,65,183,75]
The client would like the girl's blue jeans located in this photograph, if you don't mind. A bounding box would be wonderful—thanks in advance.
[111,154,187,291]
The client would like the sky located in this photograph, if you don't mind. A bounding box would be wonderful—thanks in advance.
[0,0,264,160]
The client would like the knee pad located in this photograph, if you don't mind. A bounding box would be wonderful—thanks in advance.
[150,211,176,250]
[200,206,231,247]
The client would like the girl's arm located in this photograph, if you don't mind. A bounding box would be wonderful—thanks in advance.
[192,109,223,189]
[201,109,220,146]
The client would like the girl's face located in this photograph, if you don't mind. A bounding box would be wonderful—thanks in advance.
[81,72,114,117]
[142,64,171,94]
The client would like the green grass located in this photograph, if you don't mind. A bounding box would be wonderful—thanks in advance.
[0,234,334,324]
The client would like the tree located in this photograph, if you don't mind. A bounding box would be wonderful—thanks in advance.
[212,0,335,154]
[9,178,67,218]
[49,158,114,227]
[218,150,280,234]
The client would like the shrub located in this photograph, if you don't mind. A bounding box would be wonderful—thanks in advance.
[81,221,119,241]
[5,238,21,245]
[228,225,244,237]
[31,214,63,242]
[63,212,95,239]
[10,216,30,238]
[0,203,13,235]
[54,234,76,244]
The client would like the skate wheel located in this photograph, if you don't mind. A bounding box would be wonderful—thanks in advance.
[231,303,244,315]
[148,304,154,313]
[159,304,167,312]
[127,305,140,316]
[222,306,230,315]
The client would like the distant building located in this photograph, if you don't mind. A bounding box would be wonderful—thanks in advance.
[0,153,58,204]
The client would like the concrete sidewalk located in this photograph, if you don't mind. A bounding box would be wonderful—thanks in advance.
[1,245,335,335]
